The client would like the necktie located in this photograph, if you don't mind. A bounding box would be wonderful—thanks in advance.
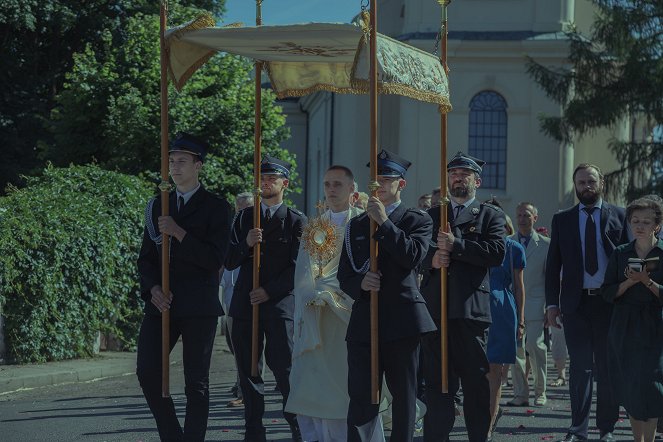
[454,205,464,220]
[264,208,272,222]
[177,195,185,213]
[584,207,598,275]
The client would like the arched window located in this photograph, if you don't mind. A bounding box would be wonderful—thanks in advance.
[468,91,508,190]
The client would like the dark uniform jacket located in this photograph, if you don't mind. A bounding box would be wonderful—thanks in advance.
[420,200,506,323]
[225,204,306,321]
[545,202,628,313]
[338,203,437,344]
[137,186,232,318]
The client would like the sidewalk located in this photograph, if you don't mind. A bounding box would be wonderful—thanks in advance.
[0,349,139,395]
[0,340,188,395]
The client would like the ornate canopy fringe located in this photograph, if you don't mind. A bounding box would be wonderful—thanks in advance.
[165,18,451,111]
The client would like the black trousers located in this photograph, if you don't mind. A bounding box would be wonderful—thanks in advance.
[347,336,420,442]
[231,317,296,440]
[136,314,217,442]
[422,319,490,442]
[563,294,618,438]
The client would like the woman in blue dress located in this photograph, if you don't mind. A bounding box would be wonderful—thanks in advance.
[485,205,526,441]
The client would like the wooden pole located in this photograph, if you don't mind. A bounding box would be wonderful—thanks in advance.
[159,1,171,398]
[438,0,451,394]
[251,0,263,378]
[368,0,380,405]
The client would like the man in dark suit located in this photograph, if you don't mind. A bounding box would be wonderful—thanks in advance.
[419,152,506,442]
[545,163,629,442]
[137,133,233,442]
[225,156,307,442]
[338,149,436,442]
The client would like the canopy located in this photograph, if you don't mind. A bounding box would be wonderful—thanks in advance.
[165,15,451,112]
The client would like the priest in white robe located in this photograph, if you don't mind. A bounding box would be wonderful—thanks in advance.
[286,166,384,442]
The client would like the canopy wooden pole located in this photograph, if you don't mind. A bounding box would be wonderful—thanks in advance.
[438,0,451,394]
[159,1,171,398]
[251,0,263,378]
[368,0,380,406]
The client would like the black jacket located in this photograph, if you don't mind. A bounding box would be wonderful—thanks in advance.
[420,200,506,323]
[225,204,306,320]
[137,186,232,317]
[545,202,629,313]
[338,203,437,343]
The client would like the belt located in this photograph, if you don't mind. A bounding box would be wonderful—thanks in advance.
[582,288,600,296]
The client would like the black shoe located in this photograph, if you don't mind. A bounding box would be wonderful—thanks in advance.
[599,432,615,442]
[558,434,587,442]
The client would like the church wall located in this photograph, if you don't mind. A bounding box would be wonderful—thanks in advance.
[409,0,568,34]
[279,0,618,222]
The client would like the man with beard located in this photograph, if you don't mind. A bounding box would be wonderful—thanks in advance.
[419,151,506,442]
[225,156,307,442]
[545,163,629,442]
[338,149,436,442]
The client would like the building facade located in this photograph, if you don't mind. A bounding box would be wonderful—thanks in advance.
[282,0,628,226]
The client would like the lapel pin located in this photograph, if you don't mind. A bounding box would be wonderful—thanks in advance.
[471,208,479,215]
[469,226,476,232]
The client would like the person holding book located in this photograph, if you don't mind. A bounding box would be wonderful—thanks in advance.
[601,197,663,442]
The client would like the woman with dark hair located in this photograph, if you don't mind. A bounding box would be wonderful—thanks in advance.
[601,197,663,442]
[484,198,526,441]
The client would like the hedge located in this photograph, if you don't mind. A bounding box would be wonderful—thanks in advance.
[0,164,153,363]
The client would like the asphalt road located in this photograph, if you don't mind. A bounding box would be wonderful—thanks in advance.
[0,340,641,441]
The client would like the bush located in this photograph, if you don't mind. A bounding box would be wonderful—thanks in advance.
[0,164,153,363]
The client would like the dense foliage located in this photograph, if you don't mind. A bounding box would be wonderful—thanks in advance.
[44,9,293,192]
[0,164,154,363]
[0,0,227,190]
[0,1,298,362]
[527,0,663,200]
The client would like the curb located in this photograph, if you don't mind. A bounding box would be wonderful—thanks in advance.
[0,351,137,394]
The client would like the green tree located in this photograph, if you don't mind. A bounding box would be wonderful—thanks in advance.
[0,1,225,191]
[527,0,663,199]
[45,8,294,201]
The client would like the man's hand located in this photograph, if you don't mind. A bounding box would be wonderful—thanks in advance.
[545,306,562,329]
[158,216,186,242]
[432,250,451,268]
[366,197,388,225]
[150,285,173,312]
[246,228,263,247]
[249,287,270,305]
[361,271,382,292]
[437,222,455,253]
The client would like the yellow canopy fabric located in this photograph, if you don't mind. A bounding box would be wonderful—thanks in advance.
[165,18,451,112]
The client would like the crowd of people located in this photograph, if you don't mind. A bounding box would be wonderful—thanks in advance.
[135,132,663,442]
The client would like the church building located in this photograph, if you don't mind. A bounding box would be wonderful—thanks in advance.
[280,0,628,225]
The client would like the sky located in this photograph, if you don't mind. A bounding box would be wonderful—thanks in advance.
[222,0,361,25]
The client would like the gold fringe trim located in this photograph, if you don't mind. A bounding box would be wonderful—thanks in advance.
[171,14,215,39]
[349,78,452,112]
[272,80,451,112]
[274,84,367,99]
[170,51,216,92]
[167,14,217,91]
